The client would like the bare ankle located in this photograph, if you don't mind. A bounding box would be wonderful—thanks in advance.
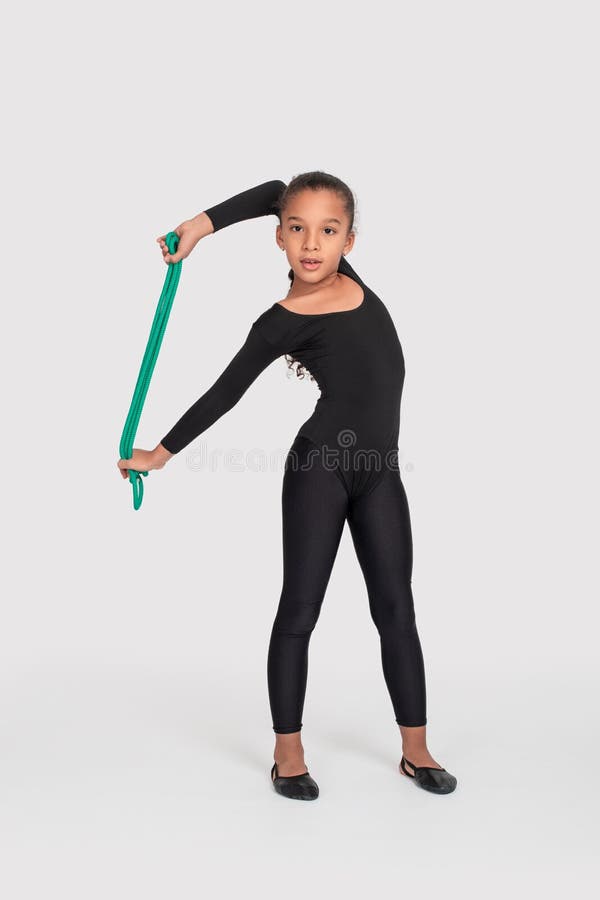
[274,732,305,765]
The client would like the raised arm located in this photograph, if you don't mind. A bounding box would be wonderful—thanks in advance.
[203,179,287,233]
[160,322,282,455]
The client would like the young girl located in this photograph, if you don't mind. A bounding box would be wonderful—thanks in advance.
[118,174,457,800]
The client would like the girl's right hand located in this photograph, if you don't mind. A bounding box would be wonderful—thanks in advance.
[117,445,172,480]
[156,212,213,264]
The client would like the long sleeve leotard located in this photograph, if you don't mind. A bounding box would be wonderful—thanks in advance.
[160,179,405,499]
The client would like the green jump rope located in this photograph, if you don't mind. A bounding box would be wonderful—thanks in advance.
[119,232,182,510]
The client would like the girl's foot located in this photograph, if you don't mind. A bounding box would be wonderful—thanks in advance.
[398,726,457,793]
[270,762,319,800]
[399,753,457,794]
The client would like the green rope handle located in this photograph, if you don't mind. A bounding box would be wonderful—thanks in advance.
[119,231,182,510]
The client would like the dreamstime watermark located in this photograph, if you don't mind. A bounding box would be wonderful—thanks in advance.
[183,428,414,476]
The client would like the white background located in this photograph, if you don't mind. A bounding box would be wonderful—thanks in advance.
[1,0,597,896]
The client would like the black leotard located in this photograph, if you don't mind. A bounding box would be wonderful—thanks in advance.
[160,180,406,499]
[160,181,428,733]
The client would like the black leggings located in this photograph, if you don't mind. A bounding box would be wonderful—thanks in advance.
[267,435,427,733]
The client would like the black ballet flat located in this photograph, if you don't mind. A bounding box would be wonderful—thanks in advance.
[270,762,319,800]
[400,755,457,794]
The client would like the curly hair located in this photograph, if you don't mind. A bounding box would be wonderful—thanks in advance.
[273,171,357,382]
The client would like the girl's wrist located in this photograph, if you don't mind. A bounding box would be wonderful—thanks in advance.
[152,443,175,467]
[190,211,215,239]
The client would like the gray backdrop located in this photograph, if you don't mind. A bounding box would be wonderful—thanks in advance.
[2,0,597,896]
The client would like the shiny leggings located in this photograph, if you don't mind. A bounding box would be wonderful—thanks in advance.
[267,435,427,733]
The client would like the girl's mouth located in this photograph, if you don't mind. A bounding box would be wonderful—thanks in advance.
[301,259,322,270]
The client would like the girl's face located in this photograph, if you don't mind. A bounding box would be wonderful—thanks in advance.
[276,188,355,282]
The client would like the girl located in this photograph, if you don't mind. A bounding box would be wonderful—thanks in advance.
[118,174,457,800]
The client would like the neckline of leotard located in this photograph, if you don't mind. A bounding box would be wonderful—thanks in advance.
[273,272,367,317]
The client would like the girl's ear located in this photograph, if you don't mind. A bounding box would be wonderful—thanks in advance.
[343,229,356,255]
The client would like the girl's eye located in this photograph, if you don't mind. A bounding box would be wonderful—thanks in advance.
[289,225,337,234]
